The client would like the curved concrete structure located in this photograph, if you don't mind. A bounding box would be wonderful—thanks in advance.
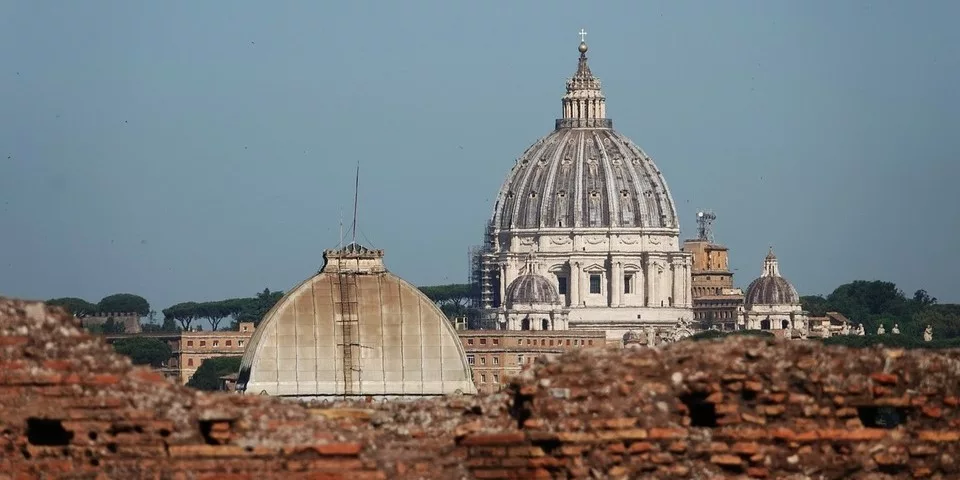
[237,243,477,398]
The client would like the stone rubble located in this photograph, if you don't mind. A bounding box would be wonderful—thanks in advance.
[2,297,959,479]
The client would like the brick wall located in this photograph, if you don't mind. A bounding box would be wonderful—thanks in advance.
[3,297,959,479]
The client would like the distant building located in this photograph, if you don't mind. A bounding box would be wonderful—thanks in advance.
[103,321,255,385]
[82,312,142,334]
[479,35,693,340]
[459,330,607,394]
[742,248,809,333]
[682,234,744,331]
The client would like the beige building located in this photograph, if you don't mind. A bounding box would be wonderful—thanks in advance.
[459,330,607,394]
[480,35,693,340]
[237,243,476,399]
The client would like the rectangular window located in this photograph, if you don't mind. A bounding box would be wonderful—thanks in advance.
[517,339,522,345]
[188,358,194,367]
[200,341,206,347]
[589,274,602,294]
[517,355,524,364]
[238,340,244,347]
[588,340,594,345]
[468,339,474,345]
[624,274,633,294]
[493,374,500,383]
[213,340,219,347]
[480,338,486,345]
[480,356,486,365]
[467,355,475,365]
[226,340,232,346]
[480,374,486,383]
[557,275,568,295]
[549,339,554,346]
[187,341,193,347]
[566,339,570,346]
[492,338,499,345]
[493,357,499,365]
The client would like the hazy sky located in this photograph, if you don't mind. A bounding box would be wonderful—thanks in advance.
[2,1,958,313]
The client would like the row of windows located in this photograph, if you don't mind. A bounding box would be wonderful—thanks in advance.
[477,373,500,384]
[466,355,500,366]
[465,338,499,346]
[185,339,244,348]
[556,274,636,295]
[694,311,737,320]
[517,338,593,347]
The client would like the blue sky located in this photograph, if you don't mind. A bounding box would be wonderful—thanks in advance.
[2,0,958,312]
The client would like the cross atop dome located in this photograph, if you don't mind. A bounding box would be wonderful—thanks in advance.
[762,246,781,277]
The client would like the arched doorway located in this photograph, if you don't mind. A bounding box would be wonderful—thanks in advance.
[781,319,790,329]
[521,317,530,331]
[760,318,771,330]
[541,318,550,331]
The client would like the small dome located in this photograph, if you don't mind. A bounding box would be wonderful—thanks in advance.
[506,273,562,306]
[745,276,799,305]
[744,248,800,306]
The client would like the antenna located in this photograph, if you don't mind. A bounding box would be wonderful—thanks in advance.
[695,210,717,242]
[351,162,359,246]
[338,207,344,249]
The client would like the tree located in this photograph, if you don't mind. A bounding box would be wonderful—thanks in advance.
[163,301,200,330]
[112,337,173,368]
[248,289,284,326]
[98,293,150,316]
[186,356,242,391]
[800,295,829,317]
[102,317,127,334]
[198,301,229,331]
[46,297,98,317]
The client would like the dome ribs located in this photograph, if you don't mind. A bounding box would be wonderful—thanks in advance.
[539,131,573,229]
[593,131,623,228]
[573,131,585,228]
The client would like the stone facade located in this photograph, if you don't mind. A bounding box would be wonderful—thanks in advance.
[481,38,693,340]
[80,312,142,334]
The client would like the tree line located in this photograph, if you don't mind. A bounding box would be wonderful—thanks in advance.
[800,280,958,340]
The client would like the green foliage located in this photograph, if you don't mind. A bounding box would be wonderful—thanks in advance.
[186,356,242,391]
[112,337,173,367]
[101,317,127,334]
[160,289,283,331]
[98,293,150,316]
[46,297,98,317]
[163,301,201,330]
[800,295,829,317]
[688,329,774,342]
[823,334,960,349]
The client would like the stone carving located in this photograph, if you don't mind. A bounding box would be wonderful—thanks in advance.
[549,236,572,245]
[856,323,865,336]
[519,237,536,246]
[670,317,695,342]
[840,323,850,335]
[892,324,900,335]
[619,235,639,245]
[584,236,605,245]
[645,327,657,347]
[877,324,885,335]
[924,325,933,342]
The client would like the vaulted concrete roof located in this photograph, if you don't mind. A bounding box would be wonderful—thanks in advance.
[237,244,477,398]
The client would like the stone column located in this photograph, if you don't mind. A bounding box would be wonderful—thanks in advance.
[671,259,681,308]
[499,265,507,305]
[569,261,580,307]
[614,261,623,307]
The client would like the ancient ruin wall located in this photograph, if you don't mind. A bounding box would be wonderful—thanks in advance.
[2,297,959,479]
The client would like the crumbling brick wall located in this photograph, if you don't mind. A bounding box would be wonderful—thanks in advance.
[2,297,959,479]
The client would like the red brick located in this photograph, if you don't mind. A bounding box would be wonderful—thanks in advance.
[870,373,898,385]
[648,428,687,440]
[917,430,960,442]
[459,433,526,446]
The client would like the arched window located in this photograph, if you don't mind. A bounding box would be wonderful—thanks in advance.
[760,319,771,330]
[541,319,550,331]
[521,318,530,331]
[781,319,790,329]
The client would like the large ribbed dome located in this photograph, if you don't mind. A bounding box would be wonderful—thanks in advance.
[491,39,679,231]
[744,249,800,306]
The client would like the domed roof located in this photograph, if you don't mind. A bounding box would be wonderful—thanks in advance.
[237,243,477,397]
[491,39,679,231]
[506,273,562,306]
[744,248,800,306]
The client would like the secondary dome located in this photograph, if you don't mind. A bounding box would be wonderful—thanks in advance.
[237,243,477,398]
[745,248,800,306]
[491,39,679,231]
[506,273,561,306]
